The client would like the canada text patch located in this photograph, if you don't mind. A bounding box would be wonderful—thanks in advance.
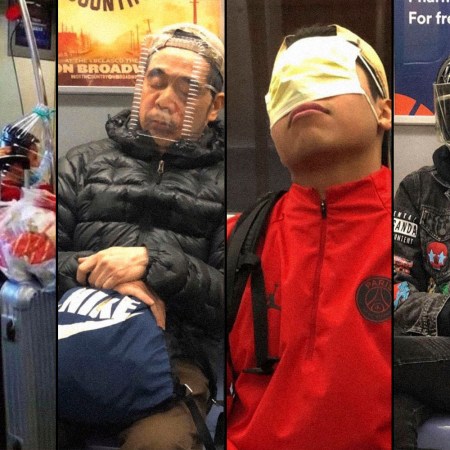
[394,211,418,245]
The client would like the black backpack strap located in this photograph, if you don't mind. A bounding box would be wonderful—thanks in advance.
[227,190,286,374]
[180,385,216,450]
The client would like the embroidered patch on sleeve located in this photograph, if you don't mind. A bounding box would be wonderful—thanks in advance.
[394,255,413,275]
[437,282,450,295]
[394,210,418,246]
[393,281,410,310]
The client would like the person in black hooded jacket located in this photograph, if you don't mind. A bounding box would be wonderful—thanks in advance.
[393,56,450,449]
[58,24,225,450]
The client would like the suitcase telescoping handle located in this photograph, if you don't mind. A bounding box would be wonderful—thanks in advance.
[1,282,38,343]
[3,318,16,342]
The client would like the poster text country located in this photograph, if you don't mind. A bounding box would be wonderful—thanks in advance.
[69,0,140,11]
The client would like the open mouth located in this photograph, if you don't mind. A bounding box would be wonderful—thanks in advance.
[289,103,330,126]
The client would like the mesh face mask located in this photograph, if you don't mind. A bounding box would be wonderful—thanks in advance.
[265,36,379,128]
[129,32,218,147]
[434,57,450,146]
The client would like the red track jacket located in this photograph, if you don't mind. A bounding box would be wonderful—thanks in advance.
[227,167,392,450]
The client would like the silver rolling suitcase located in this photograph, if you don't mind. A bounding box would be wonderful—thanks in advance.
[1,281,56,450]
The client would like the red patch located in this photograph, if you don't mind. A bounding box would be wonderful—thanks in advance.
[426,242,448,270]
[394,255,413,275]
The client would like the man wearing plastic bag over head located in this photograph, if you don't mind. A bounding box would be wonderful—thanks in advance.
[0,128,40,201]
[393,55,450,449]
[58,23,224,450]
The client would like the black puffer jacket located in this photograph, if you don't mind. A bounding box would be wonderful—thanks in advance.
[58,109,224,392]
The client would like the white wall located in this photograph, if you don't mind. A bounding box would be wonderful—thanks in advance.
[58,93,225,159]
[58,94,133,158]
[393,122,438,194]
[0,11,55,129]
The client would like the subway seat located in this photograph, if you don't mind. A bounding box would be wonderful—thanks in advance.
[417,415,450,450]
[83,414,450,450]
[86,444,118,450]
[83,405,223,450]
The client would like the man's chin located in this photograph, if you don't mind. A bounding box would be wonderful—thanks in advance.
[141,123,201,147]
[144,126,179,147]
[152,135,176,148]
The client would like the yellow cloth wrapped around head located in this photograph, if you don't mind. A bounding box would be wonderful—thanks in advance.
[266,35,379,128]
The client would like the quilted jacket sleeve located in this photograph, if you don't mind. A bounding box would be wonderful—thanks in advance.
[393,172,449,336]
[57,150,94,299]
[139,221,224,339]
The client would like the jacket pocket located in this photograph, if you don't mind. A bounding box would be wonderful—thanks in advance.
[420,206,450,242]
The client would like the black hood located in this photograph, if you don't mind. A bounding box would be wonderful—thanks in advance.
[433,145,450,184]
[105,109,224,168]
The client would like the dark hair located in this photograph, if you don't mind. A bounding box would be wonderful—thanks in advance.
[206,63,223,95]
[286,24,380,100]
[285,24,336,44]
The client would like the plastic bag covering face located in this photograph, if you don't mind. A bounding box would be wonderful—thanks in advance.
[0,105,54,200]
[266,36,377,128]
[434,82,450,146]
[129,33,217,147]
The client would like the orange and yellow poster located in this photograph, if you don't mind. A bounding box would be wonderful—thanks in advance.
[58,0,223,89]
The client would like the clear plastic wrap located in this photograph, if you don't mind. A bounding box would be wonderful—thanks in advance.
[129,26,223,148]
[434,82,450,146]
[0,104,54,201]
[0,188,56,290]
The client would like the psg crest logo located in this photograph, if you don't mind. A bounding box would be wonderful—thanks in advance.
[356,276,391,323]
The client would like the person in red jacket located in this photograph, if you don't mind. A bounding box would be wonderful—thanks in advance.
[227,24,392,450]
